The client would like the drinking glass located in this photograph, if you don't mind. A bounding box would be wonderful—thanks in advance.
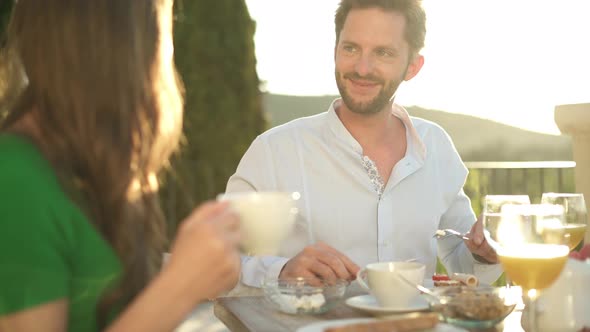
[484,204,569,332]
[541,193,588,251]
[482,195,530,287]
[482,195,531,219]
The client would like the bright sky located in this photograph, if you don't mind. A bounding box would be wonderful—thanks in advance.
[245,0,590,135]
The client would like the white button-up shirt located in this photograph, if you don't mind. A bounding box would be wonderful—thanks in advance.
[227,99,501,288]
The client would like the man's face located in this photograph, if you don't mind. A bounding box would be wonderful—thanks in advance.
[335,8,419,115]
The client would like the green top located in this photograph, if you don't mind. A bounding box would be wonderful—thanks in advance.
[0,134,122,331]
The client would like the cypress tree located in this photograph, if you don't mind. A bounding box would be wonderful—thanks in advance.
[162,0,264,227]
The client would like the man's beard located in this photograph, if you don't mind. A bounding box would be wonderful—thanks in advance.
[335,70,405,115]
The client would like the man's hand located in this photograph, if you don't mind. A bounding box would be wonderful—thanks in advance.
[465,217,498,264]
[279,242,360,284]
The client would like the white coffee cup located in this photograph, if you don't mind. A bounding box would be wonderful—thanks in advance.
[356,261,426,308]
[217,191,299,255]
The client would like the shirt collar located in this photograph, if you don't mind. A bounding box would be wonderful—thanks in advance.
[326,99,427,162]
[391,103,427,161]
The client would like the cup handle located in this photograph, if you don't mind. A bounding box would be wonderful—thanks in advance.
[356,268,370,291]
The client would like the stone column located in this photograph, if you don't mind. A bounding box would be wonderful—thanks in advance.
[555,103,590,243]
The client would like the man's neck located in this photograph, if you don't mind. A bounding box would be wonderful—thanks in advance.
[335,101,404,150]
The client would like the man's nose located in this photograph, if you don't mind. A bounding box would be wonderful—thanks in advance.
[354,54,374,77]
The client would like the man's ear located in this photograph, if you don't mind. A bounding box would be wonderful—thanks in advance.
[404,54,424,81]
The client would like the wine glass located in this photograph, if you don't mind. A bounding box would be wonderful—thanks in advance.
[482,195,530,286]
[541,193,588,251]
[483,195,531,218]
[484,204,569,332]
[482,196,531,248]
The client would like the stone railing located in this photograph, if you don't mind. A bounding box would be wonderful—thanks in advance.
[464,161,575,215]
[555,102,590,243]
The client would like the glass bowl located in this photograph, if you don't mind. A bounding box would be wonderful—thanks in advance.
[426,286,517,329]
[261,277,349,314]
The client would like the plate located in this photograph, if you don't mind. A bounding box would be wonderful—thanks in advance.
[345,294,429,316]
[296,317,467,332]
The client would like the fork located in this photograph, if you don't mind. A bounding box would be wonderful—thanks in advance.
[433,229,471,241]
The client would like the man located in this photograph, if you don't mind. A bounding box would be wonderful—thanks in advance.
[227,0,501,288]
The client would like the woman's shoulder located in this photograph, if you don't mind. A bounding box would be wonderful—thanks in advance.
[0,133,86,245]
[0,134,62,202]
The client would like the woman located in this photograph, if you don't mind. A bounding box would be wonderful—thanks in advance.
[0,0,241,331]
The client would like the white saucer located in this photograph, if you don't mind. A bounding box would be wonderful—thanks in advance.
[345,294,429,316]
[296,318,467,332]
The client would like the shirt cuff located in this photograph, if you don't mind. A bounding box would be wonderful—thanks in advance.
[240,255,290,288]
[473,258,503,285]
[265,257,290,281]
[472,253,494,264]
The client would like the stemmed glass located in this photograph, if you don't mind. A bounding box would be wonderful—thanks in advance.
[541,193,588,251]
[482,195,531,220]
[482,195,530,287]
[484,204,569,332]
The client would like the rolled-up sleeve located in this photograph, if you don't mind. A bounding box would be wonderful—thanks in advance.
[437,190,502,284]
[431,126,502,284]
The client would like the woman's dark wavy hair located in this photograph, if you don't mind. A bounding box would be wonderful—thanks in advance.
[0,0,183,326]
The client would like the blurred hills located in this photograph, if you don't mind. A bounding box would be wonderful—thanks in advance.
[262,94,572,162]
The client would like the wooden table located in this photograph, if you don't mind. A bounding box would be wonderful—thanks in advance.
[213,286,524,332]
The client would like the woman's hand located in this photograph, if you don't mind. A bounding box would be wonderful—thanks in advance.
[165,201,241,303]
[105,201,242,332]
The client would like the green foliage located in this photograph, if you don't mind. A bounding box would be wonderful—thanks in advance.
[0,1,12,37]
[464,168,488,217]
[160,0,265,230]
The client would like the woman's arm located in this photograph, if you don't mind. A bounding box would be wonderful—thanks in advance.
[108,200,241,332]
[105,267,207,332]
[0,300,67,332]
[0,267,219,332]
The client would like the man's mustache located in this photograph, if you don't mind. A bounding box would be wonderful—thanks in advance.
[343,72,383,84]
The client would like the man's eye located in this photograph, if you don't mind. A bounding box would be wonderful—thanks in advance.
[377,49,394,57]
[343,45,357,53]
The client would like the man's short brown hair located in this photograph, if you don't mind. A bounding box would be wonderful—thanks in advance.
[335,0,426,55]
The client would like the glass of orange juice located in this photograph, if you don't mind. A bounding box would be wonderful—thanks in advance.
[541,193,587,251]
[482,195,530,287]
[484,204,569,332]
